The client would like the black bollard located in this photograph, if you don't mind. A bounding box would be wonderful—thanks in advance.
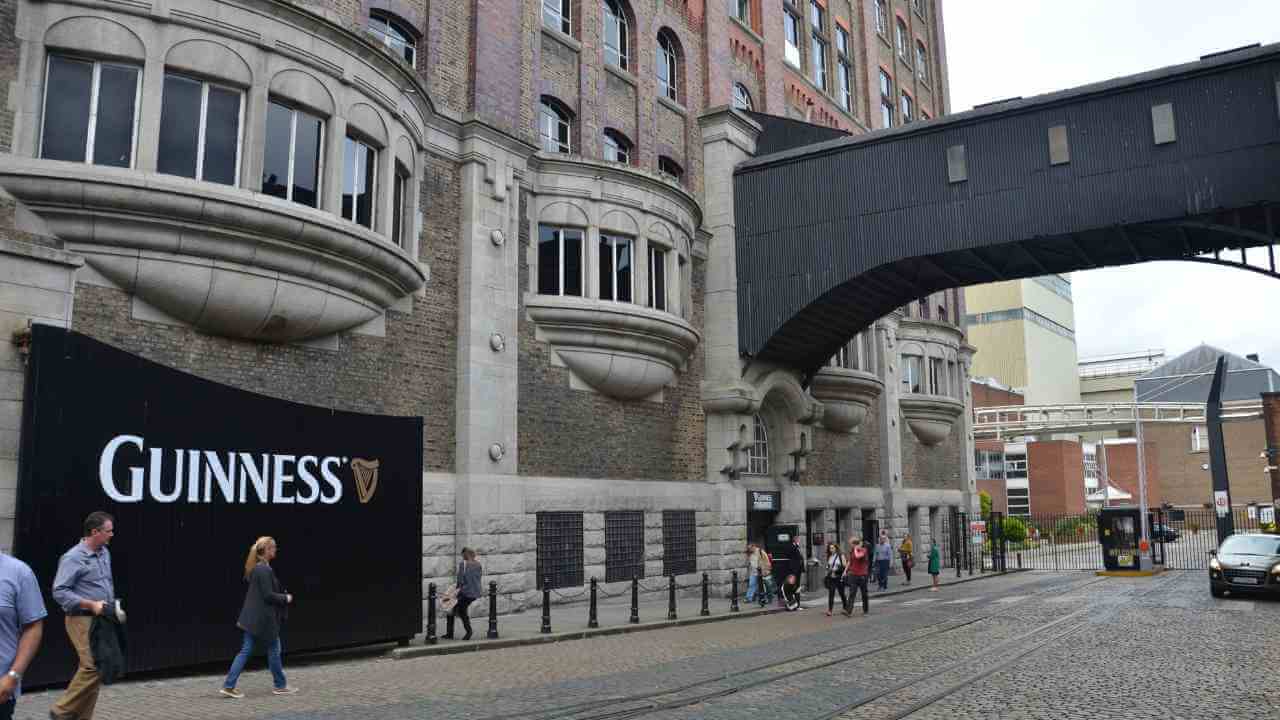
[700,573,710,616]
[425,583,437,645]
[486,581,499,639]
[955,550,961,579]
[667,576,677,620]
[1017,552,1023,570]
[730,570,740,612]
[588,578,599,629]
[630,575,640,624]
[541,576,552,634]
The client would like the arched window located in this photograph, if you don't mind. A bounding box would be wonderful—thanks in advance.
[901,353,923,394]
[539,97,572,154]
[603,128,631,164]
[657,30,680,102]
[658,156,683,183]
[367,11,418,67]
[603,0,630,70]
[732,83,753,111]
[916,42,929,82]
[895,18,908,61]
[747,414,770,475]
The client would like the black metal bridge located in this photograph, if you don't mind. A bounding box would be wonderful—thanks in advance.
[734,43,1280,380]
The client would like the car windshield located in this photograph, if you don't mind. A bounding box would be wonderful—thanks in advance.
[1219,535,1280,556]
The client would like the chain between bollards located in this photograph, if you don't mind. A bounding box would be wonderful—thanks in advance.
[667,575,677,620]
[541,576,552,634]
[425,583,438,645]
[486,581,499,639]
[630,575,640,624]
[730,570,740,612]
[700,573,710,616]
[588,578,599,628]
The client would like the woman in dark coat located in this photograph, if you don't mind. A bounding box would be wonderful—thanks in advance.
[444,548,483,641]
[220,536,295,698]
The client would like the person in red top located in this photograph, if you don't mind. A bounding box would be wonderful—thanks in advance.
[843,535,871,616]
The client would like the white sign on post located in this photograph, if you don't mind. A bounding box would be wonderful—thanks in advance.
[1260,505,1276,525]
[1213,491,1230,518]
[1247,505,1258,520]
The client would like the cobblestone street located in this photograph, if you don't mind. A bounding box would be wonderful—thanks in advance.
[18,570,1275,719]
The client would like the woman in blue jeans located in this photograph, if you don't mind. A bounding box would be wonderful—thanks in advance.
[221,536,296,698]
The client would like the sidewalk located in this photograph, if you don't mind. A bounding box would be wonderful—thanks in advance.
[393,568,1010,660]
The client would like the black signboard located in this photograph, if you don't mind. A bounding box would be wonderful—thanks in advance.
[16,326,423,685]
[748,491,781,512]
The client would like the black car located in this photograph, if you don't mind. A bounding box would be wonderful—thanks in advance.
[1150,524,1180,543]
[1209,533,1280,597]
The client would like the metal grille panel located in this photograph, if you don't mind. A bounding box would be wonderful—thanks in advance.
[605,511,645,583]
[663,510,697,577]
[536,511,584,590]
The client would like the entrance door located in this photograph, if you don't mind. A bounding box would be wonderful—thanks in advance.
[861,508,879,545]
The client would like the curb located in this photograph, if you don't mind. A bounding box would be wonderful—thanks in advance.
[390,570,1019,661]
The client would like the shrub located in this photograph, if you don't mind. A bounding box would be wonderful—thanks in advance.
[979,491,992,516]
[1002,517,1028,544]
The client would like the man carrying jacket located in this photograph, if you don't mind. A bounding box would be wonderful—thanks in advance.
[50,512,117,720]
[780,536,806,611]
[843,535,871,616]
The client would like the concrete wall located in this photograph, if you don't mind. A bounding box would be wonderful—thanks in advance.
[1021,321,1081,405]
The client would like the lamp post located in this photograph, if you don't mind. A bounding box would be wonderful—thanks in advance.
[1134,403,1152,570]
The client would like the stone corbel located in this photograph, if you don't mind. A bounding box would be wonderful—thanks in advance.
[900,395,966,446]
[810,367,884,433]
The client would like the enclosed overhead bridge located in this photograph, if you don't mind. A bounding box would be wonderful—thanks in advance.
[972,401,1264,440]
[733,44,1280,380]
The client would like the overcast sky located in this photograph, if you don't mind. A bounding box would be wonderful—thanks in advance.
[945,1,1280,367]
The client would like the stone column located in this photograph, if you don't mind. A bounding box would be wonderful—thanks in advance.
[876,312,909,547]
[959,343,981,516]
[134,56,164,172]
[697,107,762,485]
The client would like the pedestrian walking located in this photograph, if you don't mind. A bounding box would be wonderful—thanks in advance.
[928,539,942,591]
[443,548,482,641]
[49,511,117,720]
[756,546,775,605]
[823,543,848,616]
[843,536,870,615]
[899,534,914,586]
[874,535,892,591]
[745,544,760,603]
[0,551,45,720]
[781,535,805,611]
[221,536,296,698]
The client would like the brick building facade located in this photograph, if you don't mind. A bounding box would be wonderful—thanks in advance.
[0,0,971,621]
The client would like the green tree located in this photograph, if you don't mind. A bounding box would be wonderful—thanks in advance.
[1002,517,1028,544]
[979,490,992,516]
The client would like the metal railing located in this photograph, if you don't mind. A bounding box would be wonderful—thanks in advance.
[973,400,1263,439]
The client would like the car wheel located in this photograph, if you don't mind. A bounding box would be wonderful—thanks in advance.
[1210,585,1225,598]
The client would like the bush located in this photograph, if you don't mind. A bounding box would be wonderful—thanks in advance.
[979,491,992,516]
[1002,517,1028,544]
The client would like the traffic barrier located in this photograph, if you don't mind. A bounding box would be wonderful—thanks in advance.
[425,583,437,645]
[700,573,710,616]
[730,570,740,612]
[630,576,640,624]
[588,578,599,629]
[667,576,678,620]
[541,576,552,634]
[486,581,499,639]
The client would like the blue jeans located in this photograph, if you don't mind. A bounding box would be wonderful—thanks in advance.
[224,631,286,690]
[746,574,759,601]
[876,559,890,589]
[0,698,13,720]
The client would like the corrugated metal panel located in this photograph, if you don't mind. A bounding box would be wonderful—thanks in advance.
[734,44,1280,378]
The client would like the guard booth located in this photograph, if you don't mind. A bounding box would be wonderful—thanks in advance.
[764,524,800,589]
[1098,507,1142,571]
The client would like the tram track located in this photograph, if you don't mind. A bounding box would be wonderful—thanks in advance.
[479,572,1111,720]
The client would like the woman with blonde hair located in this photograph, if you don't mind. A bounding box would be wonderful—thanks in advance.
[220,536,296,699]
[824,542,848,616]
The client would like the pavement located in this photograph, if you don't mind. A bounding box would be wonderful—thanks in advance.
[16,569,1277,719]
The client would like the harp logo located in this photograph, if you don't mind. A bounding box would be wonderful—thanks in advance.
[351,458,380,504]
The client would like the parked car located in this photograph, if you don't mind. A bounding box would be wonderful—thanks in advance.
[1209,533,1280,598]
[1150,524,1180,543]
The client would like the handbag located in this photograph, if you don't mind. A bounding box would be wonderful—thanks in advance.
[440,584,459,613]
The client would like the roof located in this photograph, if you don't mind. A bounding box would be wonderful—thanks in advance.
[1135,344,1280,403]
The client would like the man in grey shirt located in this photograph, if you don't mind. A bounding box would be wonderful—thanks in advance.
[0,552,45,720]
[49,511,116,720]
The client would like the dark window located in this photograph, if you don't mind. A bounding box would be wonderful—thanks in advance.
[734,0,751,24]
[342,135,377,229]
[540,99,572,154]
[658,156,683,183]
[599,233,633,303]
[874,0,887,35]
[537,511,584,590]
[367,11,417,66]
[158,74,242,185]
[783,10,801,67]
[543,0,571,34]
[41,56,140,167]
[262,101,323,208]
[604,511,645,582]
[538,226,584,296]
[648,245,668,311]
[662,510,697,577]
[657,31,679,102]
[809,2,827,90]
[900,91,914,123]
[392,163,410,249]
[896,18,908,60]
[603,0,629,70]
[603,129,631,164]
[913,0,927,20]
[836,27,853,112]
[916,42,929,83]
[732,83,753,110]
[879,70,894,128]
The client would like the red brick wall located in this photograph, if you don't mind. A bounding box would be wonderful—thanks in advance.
[977,479,1006,514]
[1027,441,1085,514]
[1100,442,1162,508]
[972,382,1024,409]
[1265,393,1280,503]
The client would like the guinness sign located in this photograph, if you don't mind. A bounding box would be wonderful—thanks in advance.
[16,326,423,685]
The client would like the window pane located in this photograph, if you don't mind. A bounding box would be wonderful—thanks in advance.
[262,102,293,200]
[157,75,202,179]
[615,236,632,303]
[356,143,375,228]
[651,247,666,311]
[292,111,322,208]
[204,86,241,185]
[599,234,614,300]
[93,64,139,167]
[41,56,93,162]
[538,226,561,295]
[563,229,583,296]
[392,170,407,248]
